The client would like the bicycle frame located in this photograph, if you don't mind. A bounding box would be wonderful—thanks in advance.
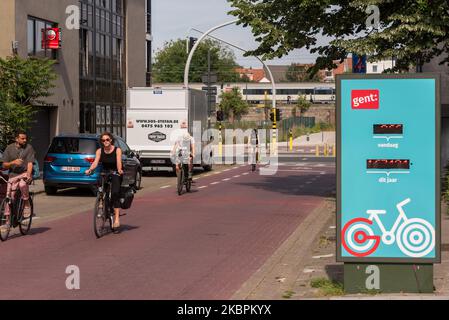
[366,198,411,245]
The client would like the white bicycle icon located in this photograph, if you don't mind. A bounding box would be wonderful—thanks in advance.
[342,198,435,258]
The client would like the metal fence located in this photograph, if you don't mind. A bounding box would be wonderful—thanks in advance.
[278,116,315,141]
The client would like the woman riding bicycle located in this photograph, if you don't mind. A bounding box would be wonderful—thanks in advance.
[85,132,124,229]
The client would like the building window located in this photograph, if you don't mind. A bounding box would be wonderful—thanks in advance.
[79,0,125,135]
[372,65,378,73]
[27,16,58,59]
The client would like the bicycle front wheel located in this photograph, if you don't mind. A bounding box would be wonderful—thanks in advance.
[0,199,11,241]
[94,195,109,238]
[19,196,33,235]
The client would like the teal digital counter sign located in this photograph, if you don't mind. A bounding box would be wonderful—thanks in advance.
[337,74,441,263]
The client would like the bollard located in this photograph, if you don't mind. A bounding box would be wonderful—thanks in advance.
[289,130,293,151]
[315,145,319,156]
[324,143,328,157]
[332,144,336,157]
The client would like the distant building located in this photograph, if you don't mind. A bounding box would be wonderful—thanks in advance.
[367,59,396,73]
[234,67,267,83]
[264,65,289,83]
[0,0,149,165]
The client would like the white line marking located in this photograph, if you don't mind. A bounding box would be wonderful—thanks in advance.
[198,186,207,189]
[223,169,231,172]
[312,254,334,259]
[160,185,171,189]
[211,182,220,185]
[277,170,324,173]
[366,171,410,177]
[373,135,403,142]
[242,172,249,176]
[233,175,241,178]
[222,178,231,181]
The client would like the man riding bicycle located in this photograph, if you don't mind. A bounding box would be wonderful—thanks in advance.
[1,131,35,220]
[171,132,195,181]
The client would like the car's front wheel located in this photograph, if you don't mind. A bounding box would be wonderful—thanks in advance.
[44,186,57,195]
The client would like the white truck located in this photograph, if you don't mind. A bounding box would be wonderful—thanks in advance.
[126,87,213,173]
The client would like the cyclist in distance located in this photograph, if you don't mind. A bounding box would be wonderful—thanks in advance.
[248,128,259,172]
[1,131,35,220]
[171,131,195,181]
[85,132,124,229]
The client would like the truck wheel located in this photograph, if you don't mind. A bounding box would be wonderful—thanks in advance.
[203,164,213,172]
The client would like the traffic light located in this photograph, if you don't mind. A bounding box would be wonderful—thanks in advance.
[188,37,197,53]
[216,110,224,122]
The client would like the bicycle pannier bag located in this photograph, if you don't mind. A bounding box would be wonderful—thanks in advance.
[119,187,134,210]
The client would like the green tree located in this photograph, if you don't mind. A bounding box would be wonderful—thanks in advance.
[0,56,56,148]
[152,39,242,83]
[297,95,312,117]
[218,87,249,122]
[228,0,449,72]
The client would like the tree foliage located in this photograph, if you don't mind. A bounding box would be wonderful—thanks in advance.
[296,95,312,116]
[228,0,449,73]
[286,64,322,82]
[218,87,249,122]
[152,39,242,83]
[0,56,56,147]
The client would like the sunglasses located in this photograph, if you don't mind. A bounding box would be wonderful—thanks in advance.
[101,138,111,142]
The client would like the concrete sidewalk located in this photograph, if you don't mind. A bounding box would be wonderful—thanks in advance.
[233,199,449,300]
[29,179,45,195]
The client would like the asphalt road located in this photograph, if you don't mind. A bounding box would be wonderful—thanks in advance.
[0,156,335,299]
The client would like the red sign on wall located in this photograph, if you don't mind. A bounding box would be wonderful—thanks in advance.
[41,28,61,50]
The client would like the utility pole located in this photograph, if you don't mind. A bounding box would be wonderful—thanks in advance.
[207,49,211,116]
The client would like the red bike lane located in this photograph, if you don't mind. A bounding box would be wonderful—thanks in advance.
[0,163,335,299]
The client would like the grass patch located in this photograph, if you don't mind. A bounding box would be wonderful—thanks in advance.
[282,290,295,299]
[310,277,344,296]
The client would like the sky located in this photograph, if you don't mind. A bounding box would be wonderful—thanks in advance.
[152,0,319,68]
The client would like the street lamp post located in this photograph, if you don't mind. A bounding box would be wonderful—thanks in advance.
[186,24,278,154]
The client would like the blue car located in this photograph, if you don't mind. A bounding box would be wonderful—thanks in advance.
[43,134,142,195]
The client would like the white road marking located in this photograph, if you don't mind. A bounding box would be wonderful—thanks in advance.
[233,175,241,178]
[242,172,249,176]
[312,254,334,259]
[303,268,315,274]
[211,182,220,185]
[277,170,324,173]
[160,185,171,189]
[198,186,207,189]
[222,178,231,181]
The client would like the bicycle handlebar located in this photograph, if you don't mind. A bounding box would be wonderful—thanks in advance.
[396,198,411,209]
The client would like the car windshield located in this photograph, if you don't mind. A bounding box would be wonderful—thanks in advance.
[48,138,98,155]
